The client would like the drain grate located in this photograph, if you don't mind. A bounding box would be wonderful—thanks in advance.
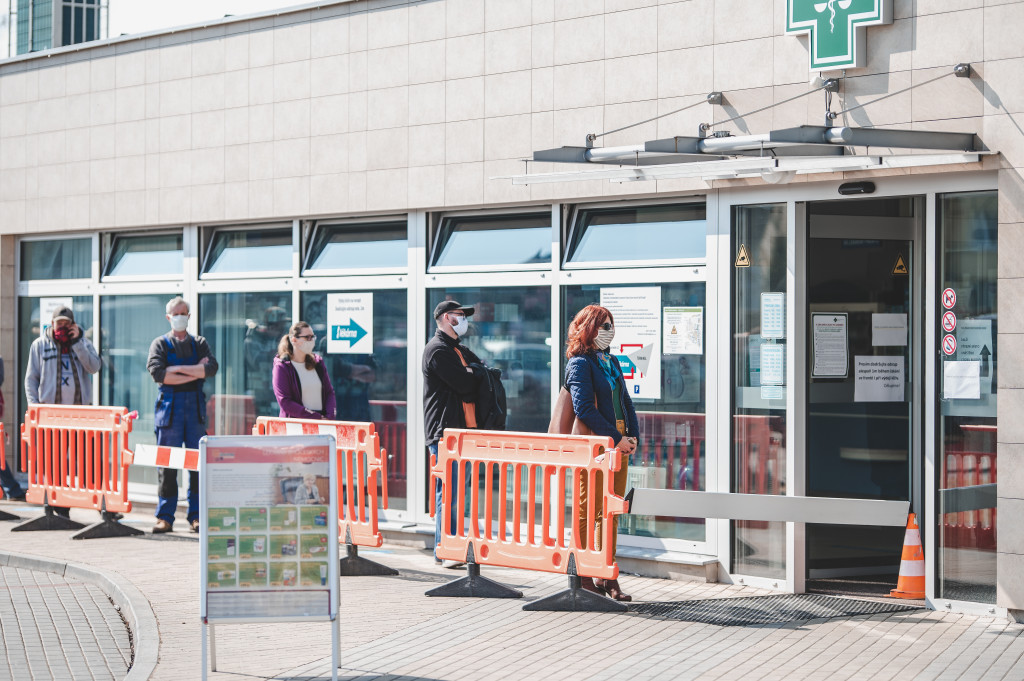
[629,594,922,627]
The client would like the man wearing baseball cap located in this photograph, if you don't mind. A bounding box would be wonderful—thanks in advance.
[422,300,481,568]
[24,305,102,517]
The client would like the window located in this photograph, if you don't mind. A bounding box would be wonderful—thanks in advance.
[562,282,707,543]
[731,204,787,579]
[304,221,407,273]
[99,294,177,487]
[103,233,183,278]
[202,228,292,276]
[20,238,91,280]
[301,290,409,510]
[566,203,706,265]
[430,213,551,270]
[200,292,292,429]
[937,190,997,603]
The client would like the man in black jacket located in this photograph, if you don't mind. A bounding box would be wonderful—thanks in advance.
[423,300,481,568]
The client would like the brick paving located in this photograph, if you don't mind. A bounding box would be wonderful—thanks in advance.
[2,499,1024,681]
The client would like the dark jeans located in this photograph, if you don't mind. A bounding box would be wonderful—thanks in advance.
[155,391,204,524]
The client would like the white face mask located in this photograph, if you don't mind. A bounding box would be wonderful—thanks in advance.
[294,339,315,355]
[169,315,188,332]
[595,326,615,350]
[450,314,470,337]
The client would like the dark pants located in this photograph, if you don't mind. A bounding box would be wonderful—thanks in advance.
[155,391,204,524]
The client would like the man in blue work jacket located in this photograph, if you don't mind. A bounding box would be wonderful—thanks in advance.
[146,296,218,534]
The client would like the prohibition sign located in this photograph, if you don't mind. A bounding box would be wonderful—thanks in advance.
[942,288,956,309]
[942,334,957,355]
[942,311,957,333]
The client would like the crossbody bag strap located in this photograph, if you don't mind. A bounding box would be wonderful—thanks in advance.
[451,346,478,429]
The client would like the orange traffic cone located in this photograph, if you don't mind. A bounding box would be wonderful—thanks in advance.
[890,513,925,599]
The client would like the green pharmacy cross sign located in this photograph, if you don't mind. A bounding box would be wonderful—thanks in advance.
[786,0,892,70]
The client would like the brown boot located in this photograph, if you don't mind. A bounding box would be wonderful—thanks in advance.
[579,577,604,595]
[595,578,632,602]
[152,519,173,534]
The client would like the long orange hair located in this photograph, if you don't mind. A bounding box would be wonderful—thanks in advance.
[566,305,613,359]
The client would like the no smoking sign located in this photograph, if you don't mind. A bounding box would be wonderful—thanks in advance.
[942,311,957,333]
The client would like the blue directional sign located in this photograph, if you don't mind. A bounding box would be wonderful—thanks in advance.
[331,319,367,347]
[327,292,373,354]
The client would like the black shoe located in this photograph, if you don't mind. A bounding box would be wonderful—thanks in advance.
[6,494,25,502]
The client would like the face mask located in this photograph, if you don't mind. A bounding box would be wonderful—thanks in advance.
[53,326,71,345]
[294,339,315,355]
[450,315,470,337]
[595,327,615,350]
[169,315,189,332]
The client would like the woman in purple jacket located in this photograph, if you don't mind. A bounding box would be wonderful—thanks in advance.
[272,321,337,420]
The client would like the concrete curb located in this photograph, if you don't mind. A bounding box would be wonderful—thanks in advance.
[0,550,159,681]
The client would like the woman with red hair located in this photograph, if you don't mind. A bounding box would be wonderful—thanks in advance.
[565,304,638,602]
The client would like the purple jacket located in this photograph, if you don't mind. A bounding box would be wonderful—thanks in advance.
[272,355,337,420]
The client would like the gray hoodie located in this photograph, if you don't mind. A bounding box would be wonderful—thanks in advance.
[24,330,101,405]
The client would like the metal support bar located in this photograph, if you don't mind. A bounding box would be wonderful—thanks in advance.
[628,489,910,526]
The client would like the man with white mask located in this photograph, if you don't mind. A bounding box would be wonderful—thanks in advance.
[146,296,219,534]
[422,300,482,568]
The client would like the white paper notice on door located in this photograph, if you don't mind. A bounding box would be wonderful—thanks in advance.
[871,313,908,346]
[854,356,904,402]
[943,361,981,400]
[812,313,848,377]
[760,343,785,386]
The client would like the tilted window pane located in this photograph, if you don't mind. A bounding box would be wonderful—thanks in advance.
[20,238,91,280]
[105,233,183,277]
[204,229,292,275]
[567,204,706,263]
[431,214,551,269]
[306,222,407,271]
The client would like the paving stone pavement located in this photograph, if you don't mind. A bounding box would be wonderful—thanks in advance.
[0,564,131,681]
[2,499,1024,681]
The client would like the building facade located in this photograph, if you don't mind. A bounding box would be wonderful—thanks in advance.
[11,0,106,56]
[0,0,1020,618]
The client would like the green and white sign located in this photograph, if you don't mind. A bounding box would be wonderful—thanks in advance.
[786,0,892,70]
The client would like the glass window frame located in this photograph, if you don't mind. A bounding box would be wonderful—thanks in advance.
[200,224,295,280]
[562,197,709,271]
[427,209,554,275]
[101,229,185,282]
[17,234,96,283]
[302,216,409,277]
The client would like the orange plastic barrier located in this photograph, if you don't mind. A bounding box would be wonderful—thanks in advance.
[20,405,135,515]
[252,417,389,548]
[431,428,626,584]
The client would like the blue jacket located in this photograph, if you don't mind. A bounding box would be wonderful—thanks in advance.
[565,352,639,443]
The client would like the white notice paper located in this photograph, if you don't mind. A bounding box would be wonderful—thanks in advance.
[601,287,662,400]
[812,313,848,377]
[956,319,993,395]
[854,356,904,402]
[943,361,981,400]
[663,306,703,355]
[760,293,785,339]
[871,313,908,346]
[327,292,373,354]
[760,344,785,386]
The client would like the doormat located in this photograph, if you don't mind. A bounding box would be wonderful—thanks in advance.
[629,594,922,627]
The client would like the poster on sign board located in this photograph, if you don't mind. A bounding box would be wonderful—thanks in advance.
[200,435,338,623]
[327,292,373,355]
[600,287,661,400]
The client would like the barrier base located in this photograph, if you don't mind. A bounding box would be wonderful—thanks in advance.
[425,562,523,599]
[12,506,86,532]
[71,511,144,540]
[0,508,20,521]
[524,575,628,613]
[339,543,398,577]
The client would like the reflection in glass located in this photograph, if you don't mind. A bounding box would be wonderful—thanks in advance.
[203,228,292,274]
[938,191,997,603]
[104,234,183,278]
[306,222,407,271]
[20,238,91,280]
[200,292,292,432]
[567,204,706,264]
[99,294,177,487]
[732,204,787,578]
[301,290,409,511]
[563,282,707,543]
[431,213,551,269]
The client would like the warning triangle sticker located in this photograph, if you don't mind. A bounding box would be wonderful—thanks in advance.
[735,244,750,268]
[892,253,908,276]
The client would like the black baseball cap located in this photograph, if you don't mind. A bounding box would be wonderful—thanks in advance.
[52,306,75,323]
[433,300,475,319]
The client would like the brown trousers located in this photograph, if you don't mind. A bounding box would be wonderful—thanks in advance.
[576,447,629,555]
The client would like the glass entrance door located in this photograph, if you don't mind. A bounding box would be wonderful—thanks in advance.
[804,197,921,586]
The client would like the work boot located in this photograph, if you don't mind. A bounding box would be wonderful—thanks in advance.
[580,577,604,595]
[153,519,173,534]
[595,578,632,602]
